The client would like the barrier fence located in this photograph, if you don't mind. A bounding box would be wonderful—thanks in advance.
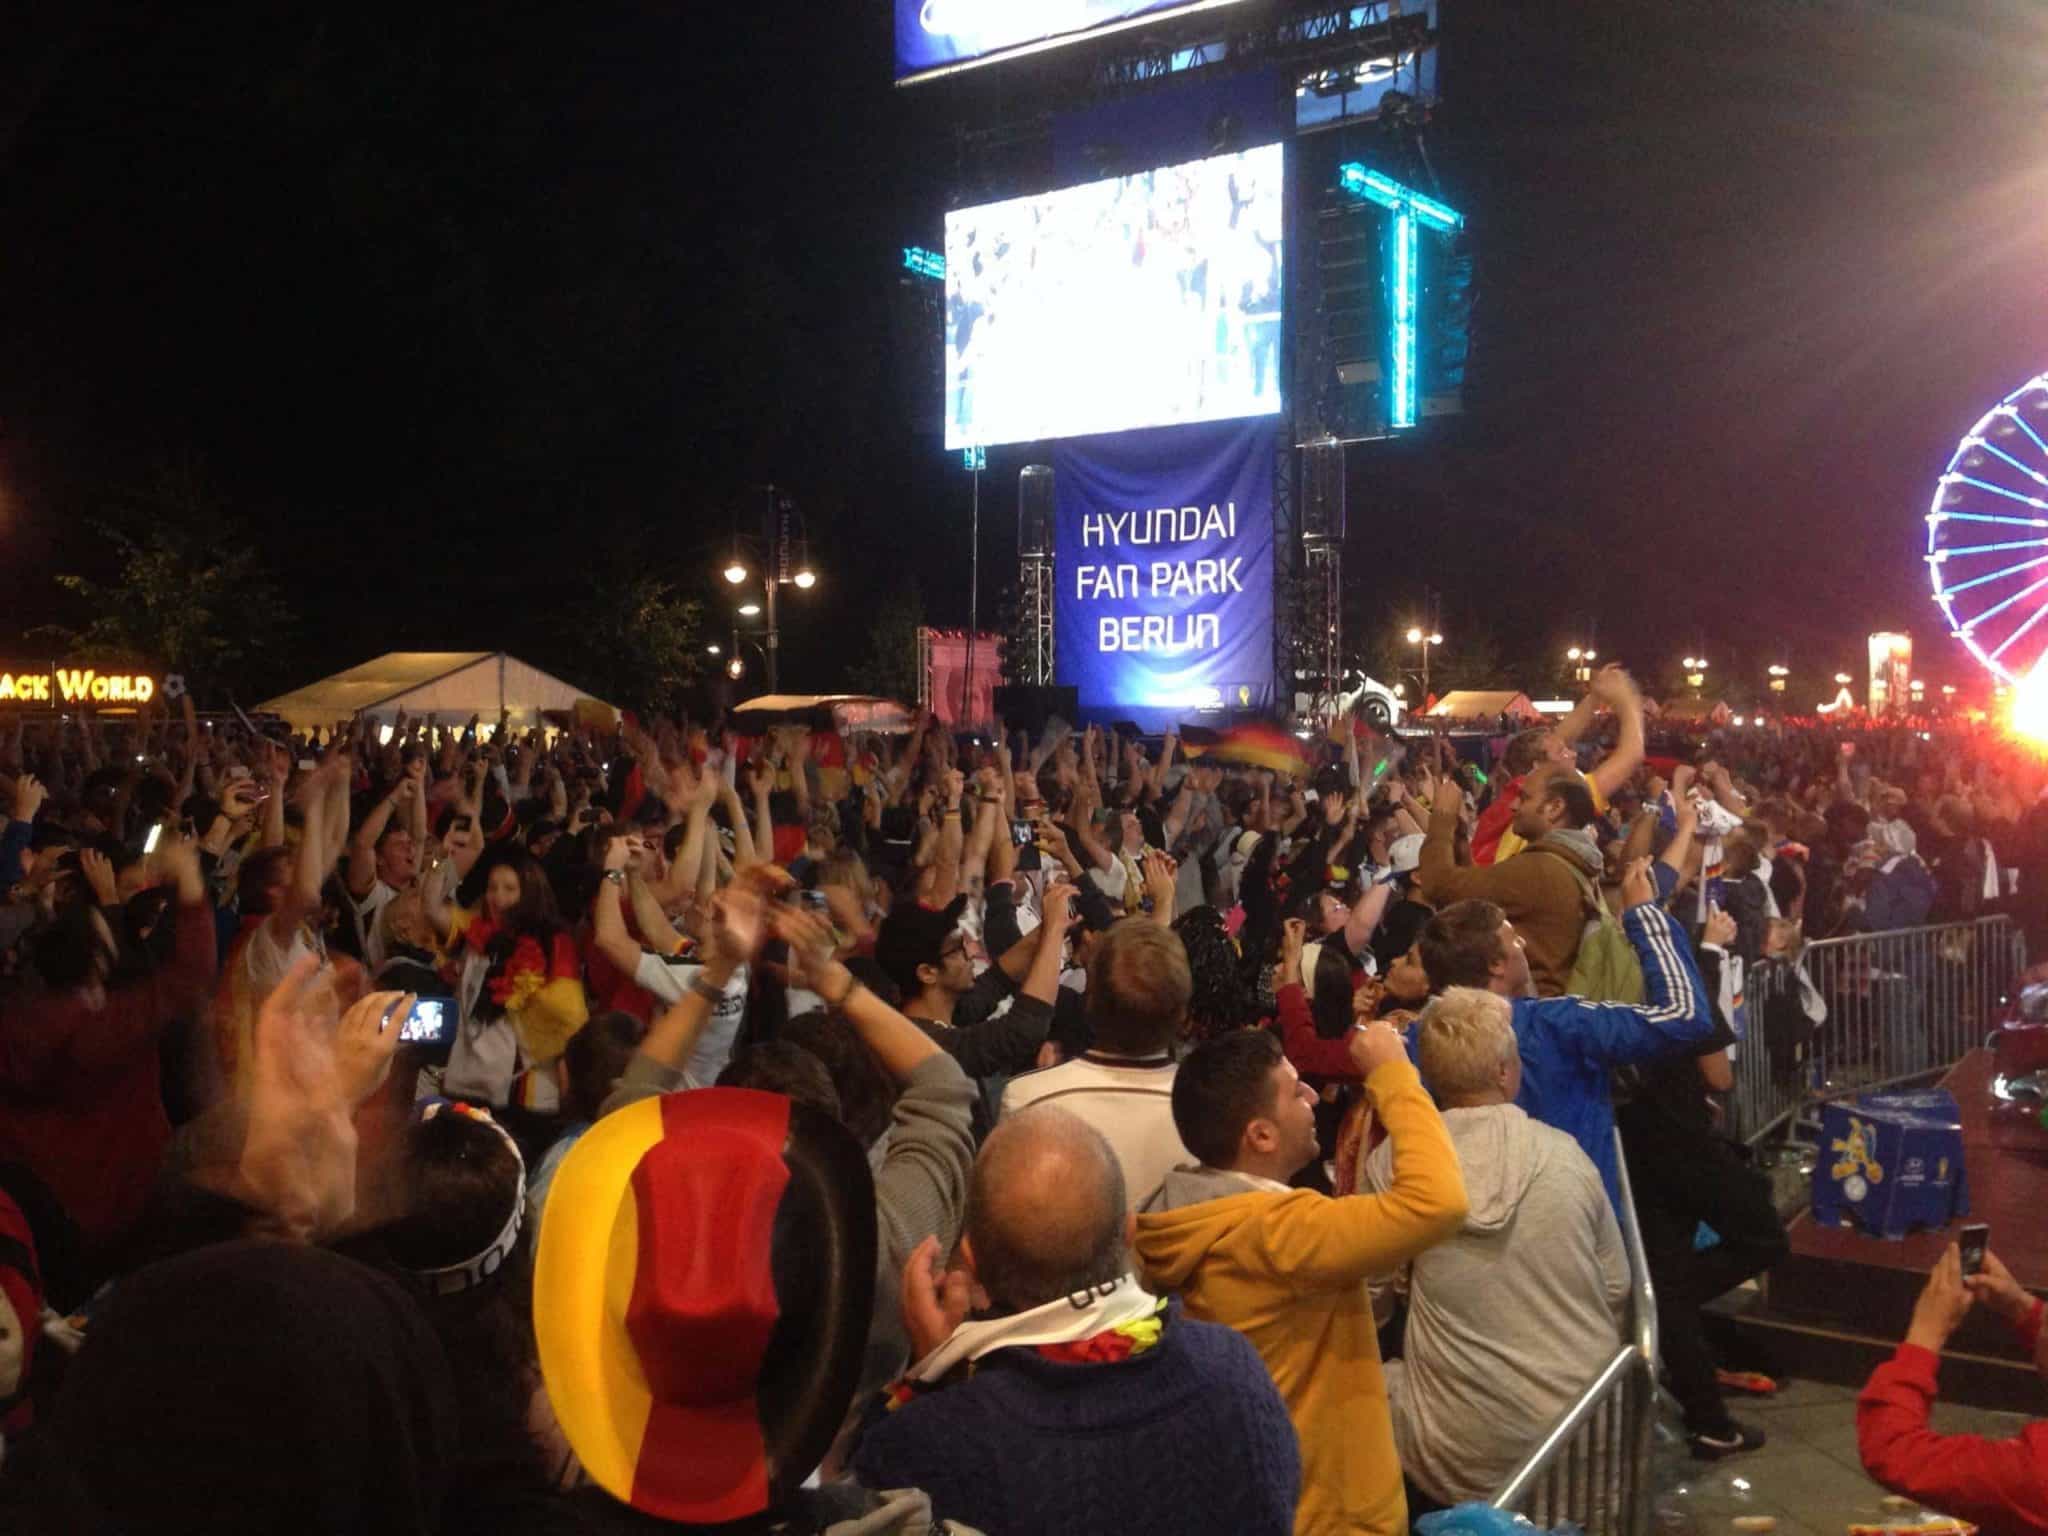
[1732,914,2025,1147]
[1490,1134,1659,1536]
[1491,915,2026,1534]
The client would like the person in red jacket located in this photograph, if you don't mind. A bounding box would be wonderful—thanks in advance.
[1857,1240,2048,1534]
[0,836,216,1261]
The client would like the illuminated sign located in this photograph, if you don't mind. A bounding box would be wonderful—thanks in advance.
[896,0,1250,85]
[0,668,158,705]
[1867,632,1912,716]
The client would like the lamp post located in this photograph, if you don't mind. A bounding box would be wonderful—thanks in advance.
[1406,624,1443,706]
[1567,645,1596,686]
[1683,656,1708,694]
[719,486,818,693]
[714,634,768,684]
[1767,663,1788,696]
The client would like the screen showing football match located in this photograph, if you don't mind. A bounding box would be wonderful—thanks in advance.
[942,143,1284,451]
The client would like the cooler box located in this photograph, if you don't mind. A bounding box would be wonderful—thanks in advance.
[1812,1089,1968,1239]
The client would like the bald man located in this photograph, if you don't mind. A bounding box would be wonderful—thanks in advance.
[855,1108,1302,1536]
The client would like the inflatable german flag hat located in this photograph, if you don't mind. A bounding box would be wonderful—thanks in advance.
[533,1087,877,1524]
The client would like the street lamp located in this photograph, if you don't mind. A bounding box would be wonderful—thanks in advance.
[706,644,722,656]
[1834,672,1853,686]
[1683,657,1708,692]
[1767,663,1788,695]
[726,656,745,681]
[1566,645,1596,685]
[1406,625,1442,703]
[716,486,818,691]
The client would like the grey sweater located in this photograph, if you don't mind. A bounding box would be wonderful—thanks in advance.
[1365,1102,1626,1504]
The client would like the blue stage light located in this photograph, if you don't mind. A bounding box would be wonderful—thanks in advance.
[1390,210,1416,429]
[1335,164,1462,431]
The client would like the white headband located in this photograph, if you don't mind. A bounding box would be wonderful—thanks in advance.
[406,1100,527,1297]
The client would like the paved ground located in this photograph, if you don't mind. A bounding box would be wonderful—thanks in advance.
[1650,1375,2029,1535]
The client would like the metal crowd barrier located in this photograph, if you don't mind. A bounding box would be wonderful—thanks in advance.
[1732,914,2025,1148]
[1488,917,2024,1534]
[1490,1134,1660,1536]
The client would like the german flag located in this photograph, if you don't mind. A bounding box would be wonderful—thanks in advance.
[1192,721,1312,780]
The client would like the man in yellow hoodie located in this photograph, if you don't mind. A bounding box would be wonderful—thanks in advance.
[1135,1019,1467,1536]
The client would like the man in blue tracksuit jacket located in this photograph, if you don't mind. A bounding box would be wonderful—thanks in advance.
[1411,859,1714,1215]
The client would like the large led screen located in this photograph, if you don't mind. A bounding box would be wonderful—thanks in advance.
[897,0,1245,85]
[944,143,1284,451]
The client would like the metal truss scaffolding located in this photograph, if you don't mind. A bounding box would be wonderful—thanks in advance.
[1019,554,1054,686]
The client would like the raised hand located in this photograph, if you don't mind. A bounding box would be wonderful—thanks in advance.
[1348,1017,1408,1078]
[901,1233,973,1362]
[79,847,118,906]
[710,863,795,969]
[1042,877,1081,936]
[1621,856,1657,911]
[10,772,46,824]
[236,954,411,1240]
[1141,849,1178,918]
[1280,916,1307,979]
[1963,1247,2034,1328]
[1907,1243,1975,1353]
[1590,663,1639,707]
[772,904,838,988]
[1702,902,1737,948]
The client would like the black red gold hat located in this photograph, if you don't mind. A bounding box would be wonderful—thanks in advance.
[533,1088,876,1524]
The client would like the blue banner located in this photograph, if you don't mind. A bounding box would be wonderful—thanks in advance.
[1054,419,1275,729]
[897,0,1215,83]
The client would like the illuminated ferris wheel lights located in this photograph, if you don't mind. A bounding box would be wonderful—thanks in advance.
[1941,553,2048,599]
[1930,512,2048,528]
[1929,370,2048,699]
[1954,474,2048,510]
[1973,440,2048,487]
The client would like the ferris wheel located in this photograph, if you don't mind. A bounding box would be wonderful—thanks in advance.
[1927,371,2048,687]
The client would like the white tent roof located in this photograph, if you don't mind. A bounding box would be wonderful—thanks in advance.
[257,652,610,731]
[1427,690,1538,721]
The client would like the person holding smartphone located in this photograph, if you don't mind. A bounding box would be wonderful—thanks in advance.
[1857,1240,2048,1532]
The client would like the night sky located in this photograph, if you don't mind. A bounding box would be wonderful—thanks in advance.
[1,1,2044,702]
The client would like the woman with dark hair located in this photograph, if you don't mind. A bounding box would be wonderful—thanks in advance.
[367,1102,579,1498]
[1173,904,1260,1043]
[444,851,589,1111]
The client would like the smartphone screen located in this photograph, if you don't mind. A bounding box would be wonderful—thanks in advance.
[143,823,163,855]
[1959,1223,1990,1277]
[397,997,454,1046]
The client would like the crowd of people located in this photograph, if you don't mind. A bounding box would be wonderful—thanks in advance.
[0,667,2042,1534]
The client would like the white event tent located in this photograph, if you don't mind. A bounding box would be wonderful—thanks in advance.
[257,652,611,733]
